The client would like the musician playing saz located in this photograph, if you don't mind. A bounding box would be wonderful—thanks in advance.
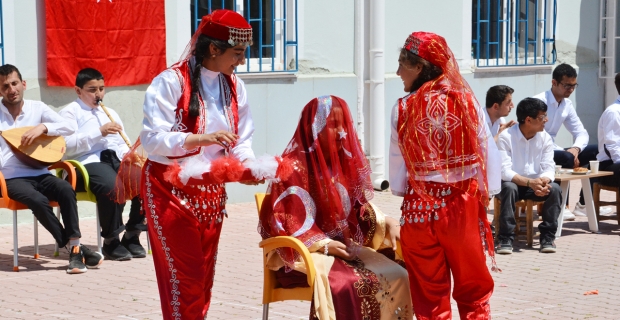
[59,68,146,261]
[0,64,103,274]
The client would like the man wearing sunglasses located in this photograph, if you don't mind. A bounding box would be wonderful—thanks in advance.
[532,63,610,220]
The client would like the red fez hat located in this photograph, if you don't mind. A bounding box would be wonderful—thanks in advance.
[403,32,452,69]
[199,9,253,46]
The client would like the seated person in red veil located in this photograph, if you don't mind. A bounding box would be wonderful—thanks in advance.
[258,95,413,320]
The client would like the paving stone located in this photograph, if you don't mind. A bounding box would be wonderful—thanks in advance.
[0,179,617,319]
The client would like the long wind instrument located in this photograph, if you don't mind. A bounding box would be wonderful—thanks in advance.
[100,99,147,203]
[97,99,132,148]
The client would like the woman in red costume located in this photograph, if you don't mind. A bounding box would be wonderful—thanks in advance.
[139,10,257,319]
[388,32,501,319]
[259,95,413,319]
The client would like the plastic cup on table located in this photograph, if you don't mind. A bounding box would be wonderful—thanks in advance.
[589,161,599,174]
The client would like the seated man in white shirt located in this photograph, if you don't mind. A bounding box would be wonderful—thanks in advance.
[59,68,146,261]
[0,64,103,274]
[533,63,604,219]
[496,97,563,254]
[596,73,620,200]
[485,85,516,142]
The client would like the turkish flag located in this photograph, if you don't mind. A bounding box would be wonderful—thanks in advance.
[45,0,166,87]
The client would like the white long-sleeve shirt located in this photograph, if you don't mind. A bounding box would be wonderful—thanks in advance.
[533,90,589,151]
[388,95,501,197]
[0,100,75,179]
[59,98,130,165]
[140,64,255,165]
[597,96,620,163]
[497,125,556,182]
[484,108,507,137]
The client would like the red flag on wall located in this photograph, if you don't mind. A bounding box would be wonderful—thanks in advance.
[46,0,166,87]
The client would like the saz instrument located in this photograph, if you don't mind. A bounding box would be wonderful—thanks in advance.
[0,126,66,168]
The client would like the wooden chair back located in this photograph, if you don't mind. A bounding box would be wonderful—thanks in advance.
[593,183,620,224]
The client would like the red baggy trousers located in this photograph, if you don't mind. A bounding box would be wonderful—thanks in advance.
[142,161,226,320]
[400,181,494,320]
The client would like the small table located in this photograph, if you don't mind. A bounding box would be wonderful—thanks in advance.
[554,170,613,236]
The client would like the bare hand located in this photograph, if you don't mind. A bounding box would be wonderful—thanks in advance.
[326,240,356,261]
[498,120,517,135]
[100,122,123,137]
[385,216,401,251]
[239,179,265,186]
[201,130,239,148]
[530,178,551,196]
[567,148,580,167]
[21,124,47,146]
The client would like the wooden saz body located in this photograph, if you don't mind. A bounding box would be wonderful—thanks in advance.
[0,126,66,168]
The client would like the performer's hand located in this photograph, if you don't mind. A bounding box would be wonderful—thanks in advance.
[21,124,47,146]
[202,130,239,148]
[100,122,123,137]
[385,216,401,251]
[239,179,265,186]
[327,240,355,261]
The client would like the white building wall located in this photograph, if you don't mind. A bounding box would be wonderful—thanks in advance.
[1,0,604,203]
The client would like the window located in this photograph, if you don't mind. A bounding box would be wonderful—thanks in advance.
[472,0,557,67]
[191,0,298,73]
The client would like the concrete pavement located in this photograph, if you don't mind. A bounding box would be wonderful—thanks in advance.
[0,180,618,319]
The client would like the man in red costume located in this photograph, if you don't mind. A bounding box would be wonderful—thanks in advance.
[140,10,257,319]
[389,32,501,319]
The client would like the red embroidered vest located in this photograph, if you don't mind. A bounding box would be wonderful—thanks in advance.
[398,80,480,175]
[168,60,239,159]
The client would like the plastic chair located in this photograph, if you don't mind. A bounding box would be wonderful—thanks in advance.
[54,160,102,254]
[0,161,76,272]
[56,160,151,255]
[255,193,315,320]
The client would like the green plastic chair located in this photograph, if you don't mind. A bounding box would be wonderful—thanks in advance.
[55,159,151,255]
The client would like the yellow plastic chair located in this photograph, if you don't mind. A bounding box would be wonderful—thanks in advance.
[255,193,405,320]
[255,193,315,320]
[56,160,151,255]
[0,161,76,271]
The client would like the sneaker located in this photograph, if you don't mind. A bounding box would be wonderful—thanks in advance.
[599,207,615,216]
[80,245,103,269]
[497,239,513,254]
[66,245,87,274]
[121,234,146,258]
[573,202,614,217]
[102,238,132,261]
[540,238,557,253]
[572,202,587,216]
[562,209,575,221]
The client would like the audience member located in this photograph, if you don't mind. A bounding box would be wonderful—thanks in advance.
[533,63,605,219]
[0,64,103,274]
[59,68,146,261]
[485,85,516,141]
[496,97,562,254]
